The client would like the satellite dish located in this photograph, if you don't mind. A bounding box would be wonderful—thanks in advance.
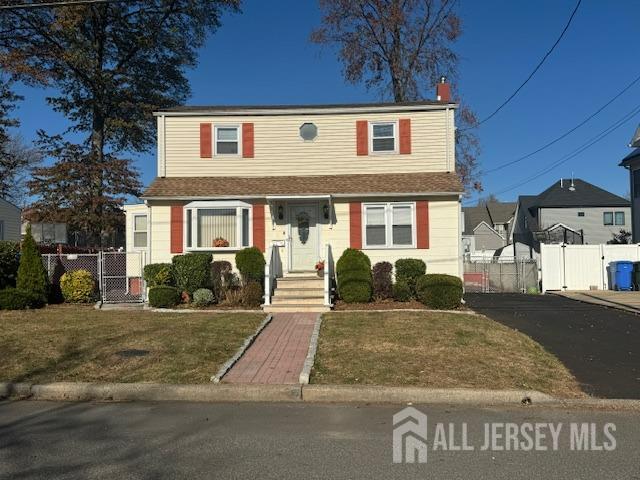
[631,125,640,148]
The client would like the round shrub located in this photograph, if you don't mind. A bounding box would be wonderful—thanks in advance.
[336,248,372,303]
[415,274,463,310]
[60,270,96,303]
[192,288,214,307]
[148,286,181,308]
[0,288,45,310]
[372,261,393,300]
[241,281,263,307]
[235,247,266,285]
[395,258,426,296]
[0,241,20,289]
[392,280,412,302]
[172,253,212,294]
[143,263,173,287]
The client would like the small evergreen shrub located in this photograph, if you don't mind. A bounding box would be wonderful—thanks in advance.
[395,258,426,296]
[143,263,173,287]
[192,288,214,307]
[372,261,393,300]
[415,274,463,310]
[60,270,96,303]
[0,241,20,289]
[148,286,181,308]
[336,248,372,303]
[241,281,263,307]
[392,280,412,302]
[171,253,212,294]
[211,260,233,302]
[16,226,48,305]
[0,288,45,310]
[235,247,265,285]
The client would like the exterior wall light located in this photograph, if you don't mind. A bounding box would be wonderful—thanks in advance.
[277,205,284,220]
[323,203,330,220]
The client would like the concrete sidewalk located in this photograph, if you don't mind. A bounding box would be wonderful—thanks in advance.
[552,290,640,314]
[222,312,316,384]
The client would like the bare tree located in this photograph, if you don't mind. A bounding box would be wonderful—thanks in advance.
[312,0,481,191]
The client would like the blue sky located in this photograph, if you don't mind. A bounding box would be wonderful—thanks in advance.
[11,0,640,204]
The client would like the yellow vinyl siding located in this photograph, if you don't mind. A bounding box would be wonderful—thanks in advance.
[162,109,453,177]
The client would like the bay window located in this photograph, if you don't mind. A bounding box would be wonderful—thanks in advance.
[184,201,251,250]
[363,202,415,248]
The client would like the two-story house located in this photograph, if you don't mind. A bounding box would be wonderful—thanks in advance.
[125,80,463,310]
[462,201,516,256]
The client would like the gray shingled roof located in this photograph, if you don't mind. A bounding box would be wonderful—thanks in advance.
[620,148,640,167]
[462,201,516,235]
[534,179,629,208]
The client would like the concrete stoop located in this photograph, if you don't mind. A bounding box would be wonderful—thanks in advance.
[264,273,330,313]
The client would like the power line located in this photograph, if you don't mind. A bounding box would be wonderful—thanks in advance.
[481,72,640,175]
[465,103,640,203]
[0,0,137,10]
[467,0,582,130]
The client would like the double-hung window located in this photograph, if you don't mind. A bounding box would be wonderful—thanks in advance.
[615,211,625,225]
[215,126,240,155]
[133,214,147,249]
[0,220,4,240]
[363,202,415,248]
[185,201,251,250]
[370,122,397,153]
[603,212,614,226]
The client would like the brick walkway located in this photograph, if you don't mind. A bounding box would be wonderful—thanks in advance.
[222,313,317,384]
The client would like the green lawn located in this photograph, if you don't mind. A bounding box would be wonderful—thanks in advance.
[311,311,584,398]
[0,305,264,384]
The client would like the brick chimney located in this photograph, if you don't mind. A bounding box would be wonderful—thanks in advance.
[436,76,451,102]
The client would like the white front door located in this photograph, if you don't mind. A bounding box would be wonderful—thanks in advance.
[289,204,319,271]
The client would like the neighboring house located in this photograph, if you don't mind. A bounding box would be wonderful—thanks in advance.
[511,178,631,256]
[126,81,464,309]
[619,139,640,242]
[0,197,21,242]
[462,201,516,255]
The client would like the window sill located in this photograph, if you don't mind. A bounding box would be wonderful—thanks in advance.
[362,245,417,250]
[185,247,248,252]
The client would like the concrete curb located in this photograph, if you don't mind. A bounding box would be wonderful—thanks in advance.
[299,314,322,384]
[301,385,554,405]
[210,314,273,383]
[0,382,301,403]
[332,309,478,315]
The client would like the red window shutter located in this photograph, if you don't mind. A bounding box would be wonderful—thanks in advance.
[170,205,184,253]
[200,123,212,158]
[242,123,254,158]
[416,200,430,249]
[399,118,411,154]
[356,120,368,156]
[252,203,265,252]
[349,202,362,249]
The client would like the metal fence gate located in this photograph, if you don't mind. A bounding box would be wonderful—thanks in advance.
[463,258,539,293]
[42,251,146,303]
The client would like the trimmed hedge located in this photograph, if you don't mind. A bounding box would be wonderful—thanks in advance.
[148,286,181,308]
[60,270,96,303]
[0,288,45,310]
[236,247,265,285]
[172,253,212,294]
[193,288,214,307]
[395,258,426,296]
[336,248,372,303]
[16,226,48,304]
[143,263,173,287]
[0,241,20,289]
[415,274,463,310]
[392,280,412,302]
[241,281,263,307]
[372,261,393,300]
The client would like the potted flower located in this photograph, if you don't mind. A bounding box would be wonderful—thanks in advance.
[213,237,229,248]
[315,260,325,277]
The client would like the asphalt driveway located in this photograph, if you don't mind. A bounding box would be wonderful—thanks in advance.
[465,293,640,399]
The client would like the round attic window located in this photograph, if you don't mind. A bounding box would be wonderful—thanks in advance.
[299,122,318,141]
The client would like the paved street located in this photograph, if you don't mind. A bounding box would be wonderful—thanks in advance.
[465,293,640,399]
[1,400,639,479]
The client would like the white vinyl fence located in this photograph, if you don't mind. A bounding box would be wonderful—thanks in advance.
[540,243,640,292]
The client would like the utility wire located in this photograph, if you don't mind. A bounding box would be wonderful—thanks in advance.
[466,0,582,130]
[481,72,640,175]
[464,103,640,203]
[0,0,137,10]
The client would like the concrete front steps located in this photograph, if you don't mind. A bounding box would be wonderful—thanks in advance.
[263,272,331,313]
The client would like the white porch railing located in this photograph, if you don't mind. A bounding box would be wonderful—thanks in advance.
[324,243,335,306]
[264,243,283,306]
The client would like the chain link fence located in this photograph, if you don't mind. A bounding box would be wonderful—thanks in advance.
[463,257,539,293]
